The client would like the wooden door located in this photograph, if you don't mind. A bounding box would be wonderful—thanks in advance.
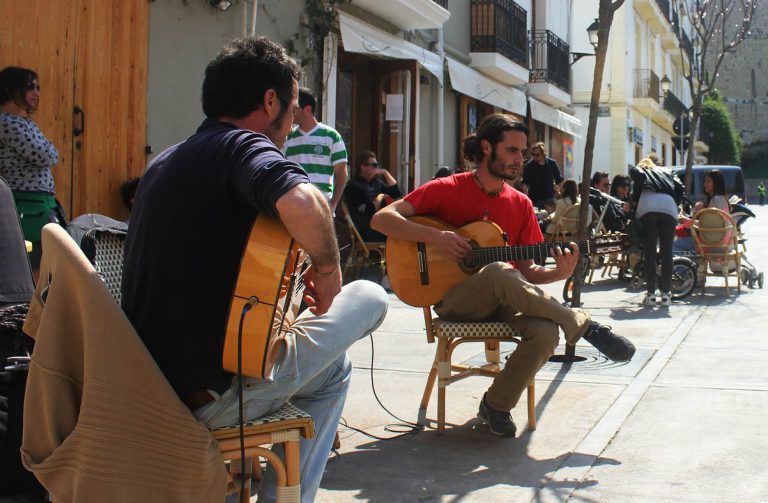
[0,0,78,213]
[72,0,148,219]
[0,0,148,220]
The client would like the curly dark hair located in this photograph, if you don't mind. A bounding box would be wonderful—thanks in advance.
[0,66,38,112]
[461,113,529,164]
[298,87,317,113]
[202,36,301,119]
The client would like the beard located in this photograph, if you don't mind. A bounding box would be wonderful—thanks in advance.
[266,104,291,150]
[487,147,519,182]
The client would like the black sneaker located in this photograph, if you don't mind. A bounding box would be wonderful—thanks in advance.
[582,322,636,362]
[477,394,517,437]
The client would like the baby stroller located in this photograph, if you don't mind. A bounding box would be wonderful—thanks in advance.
[730,200,763,289]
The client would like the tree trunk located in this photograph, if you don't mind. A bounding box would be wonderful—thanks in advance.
[571,0,622,307]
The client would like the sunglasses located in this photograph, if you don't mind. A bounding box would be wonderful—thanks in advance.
[26,81,40,92]
[364,161,379,167]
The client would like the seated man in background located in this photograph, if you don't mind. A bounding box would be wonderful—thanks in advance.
[343,150,401,241]
[589,171,627,232]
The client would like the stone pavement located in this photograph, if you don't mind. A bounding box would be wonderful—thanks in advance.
[313,206,768,503]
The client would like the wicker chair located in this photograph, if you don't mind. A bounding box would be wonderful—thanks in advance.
[419,307,537,433]
[91,229,315,502]
[339,201,386,283]
[691,208,742,295]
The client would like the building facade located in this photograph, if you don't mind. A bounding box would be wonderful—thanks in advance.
[570,0,694,177]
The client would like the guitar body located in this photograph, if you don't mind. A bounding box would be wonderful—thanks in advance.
[222,215,306,379]
[387,216,507,307]
[387,216,628,308]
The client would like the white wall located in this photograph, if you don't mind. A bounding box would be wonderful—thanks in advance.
[147,0,305,160]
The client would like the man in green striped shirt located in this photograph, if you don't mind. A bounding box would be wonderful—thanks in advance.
[284,88,348,213]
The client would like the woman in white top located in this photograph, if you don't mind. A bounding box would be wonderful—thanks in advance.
[541,179,578,235]
[674,169,730,252]
[697,169,730,213]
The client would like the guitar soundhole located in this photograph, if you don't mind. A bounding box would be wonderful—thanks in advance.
[459,240,481,274]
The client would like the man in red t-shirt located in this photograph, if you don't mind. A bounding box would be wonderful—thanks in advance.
[372,114,634,438]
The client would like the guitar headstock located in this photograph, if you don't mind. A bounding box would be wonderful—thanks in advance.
[589,232,630,255]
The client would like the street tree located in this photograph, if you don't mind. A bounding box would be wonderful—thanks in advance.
[671,0,755,191]
[700,90,742,164]
[572,0,625,310]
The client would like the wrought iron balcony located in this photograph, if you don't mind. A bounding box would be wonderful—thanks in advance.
[633,69,661,102]
[529,30,569,92]
[663,89,687,119]
[433,0,448,7]
[470,0,528,68]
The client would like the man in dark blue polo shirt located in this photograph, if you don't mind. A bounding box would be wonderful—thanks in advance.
[121,36,388,502]
[523,141,564,209]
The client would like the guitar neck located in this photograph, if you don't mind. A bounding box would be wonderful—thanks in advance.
[468,240,591,266]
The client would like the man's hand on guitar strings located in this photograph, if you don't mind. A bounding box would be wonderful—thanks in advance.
[549,242,579,280]
[304,264,342,316]
[433,230,472,262]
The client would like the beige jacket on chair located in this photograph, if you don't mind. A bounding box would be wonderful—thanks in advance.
[21,224,227,502]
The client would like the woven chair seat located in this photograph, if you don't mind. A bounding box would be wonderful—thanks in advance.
[432,319,520,339]
[92,232,127,304]
[210,402,315,440]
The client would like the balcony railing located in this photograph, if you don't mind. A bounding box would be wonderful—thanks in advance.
[529,30,569,92]
[433,0,448,8]
[663,89,687,119]
[470,0,528,68]
[633,69,660,102]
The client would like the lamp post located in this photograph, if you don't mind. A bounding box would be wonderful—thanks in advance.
[570,19,600,65]
[660,74,691,165]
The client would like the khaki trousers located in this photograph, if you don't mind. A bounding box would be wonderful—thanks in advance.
[434,262,591,411]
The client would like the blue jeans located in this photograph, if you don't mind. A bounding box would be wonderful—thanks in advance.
[193,280,389,502]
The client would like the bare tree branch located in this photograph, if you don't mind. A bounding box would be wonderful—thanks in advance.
[673,0,755,191]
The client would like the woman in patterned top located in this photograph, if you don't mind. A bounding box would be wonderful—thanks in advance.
[0,66,63,270]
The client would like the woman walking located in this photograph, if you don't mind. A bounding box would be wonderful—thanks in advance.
[630,156,685,307]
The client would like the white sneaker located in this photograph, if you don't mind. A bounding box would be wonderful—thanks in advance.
[660,292,672,307]
[643,292,658,306]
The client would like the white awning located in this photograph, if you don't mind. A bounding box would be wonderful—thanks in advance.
[446,58,527,116]
[338,12,443,82]
[529,98,583,138]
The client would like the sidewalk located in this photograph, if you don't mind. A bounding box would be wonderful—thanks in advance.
[316,206,768,503]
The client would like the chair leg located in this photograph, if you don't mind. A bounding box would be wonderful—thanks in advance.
[275,440,302,503]
[419,364,438,415]
[436,338,450,432]
[526,381,536,431]
[230,457,254,501]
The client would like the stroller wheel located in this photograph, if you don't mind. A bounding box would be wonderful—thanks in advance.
[749,276,755,289]
[741,269,750,286]
[759,272,765,289]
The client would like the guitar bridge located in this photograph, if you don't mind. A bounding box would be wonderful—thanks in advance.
[417,242,429,286]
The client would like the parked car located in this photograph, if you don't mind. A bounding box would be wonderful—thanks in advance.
[670,165,746,204]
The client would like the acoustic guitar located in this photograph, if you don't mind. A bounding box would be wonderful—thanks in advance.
[386,216,627,307]
[222,215,307,379]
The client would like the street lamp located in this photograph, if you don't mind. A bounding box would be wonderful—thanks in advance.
[570,18,600,65]
[660,74,691,162]
[660,74,672,95]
